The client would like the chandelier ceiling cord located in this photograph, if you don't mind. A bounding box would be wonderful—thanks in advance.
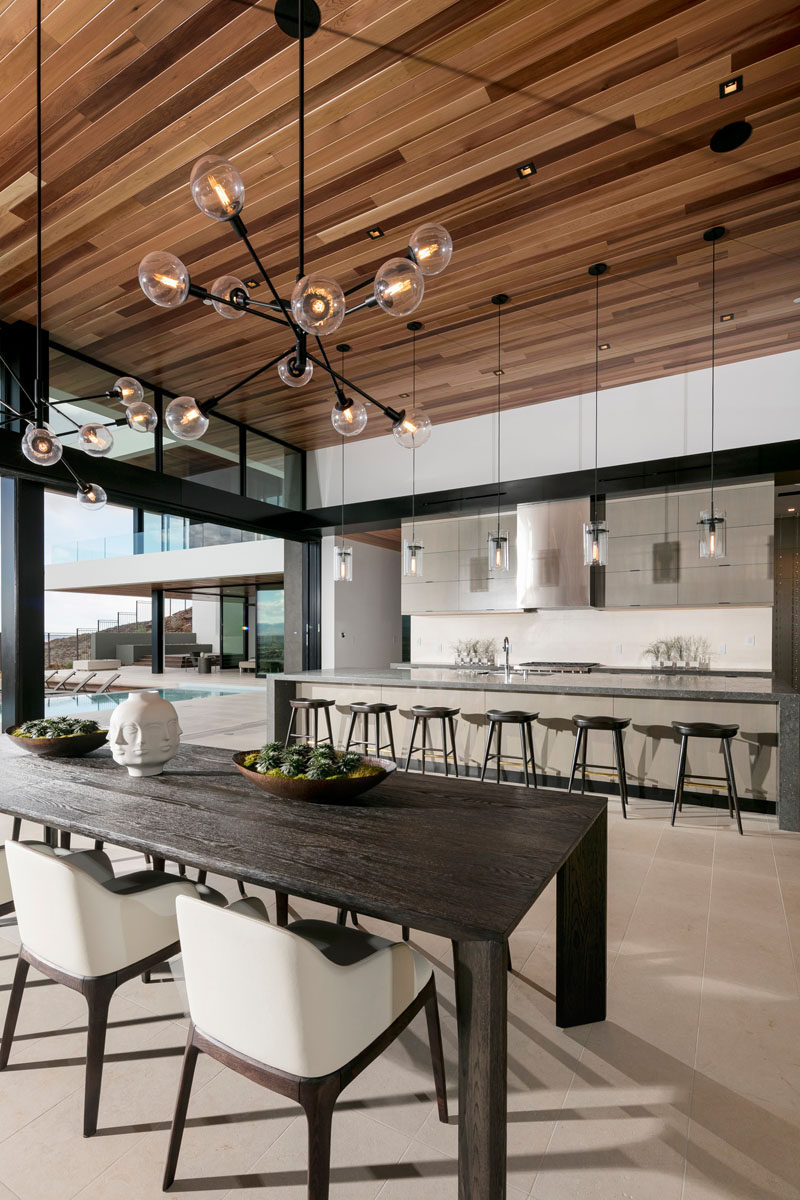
[137,0,451,448]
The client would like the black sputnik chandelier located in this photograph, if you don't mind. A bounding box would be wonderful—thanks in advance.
[137,0,452,449]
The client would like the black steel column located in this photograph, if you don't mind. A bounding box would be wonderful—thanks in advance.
[1,477,45,727]
[302,540,321,670]
[151,587,165,674]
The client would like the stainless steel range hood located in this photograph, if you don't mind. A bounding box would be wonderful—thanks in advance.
[516,498,591,608]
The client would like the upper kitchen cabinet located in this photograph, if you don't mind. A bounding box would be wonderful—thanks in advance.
[401,513,518,613]
[516,498,591,608]
[604,480,773,607]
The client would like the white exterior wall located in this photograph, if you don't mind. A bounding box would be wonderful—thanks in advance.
[307,350,800,508]
[321,537,402,669]
[44,538,284,593]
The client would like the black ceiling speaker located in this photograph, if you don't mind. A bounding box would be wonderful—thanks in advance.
[710,121,753,153]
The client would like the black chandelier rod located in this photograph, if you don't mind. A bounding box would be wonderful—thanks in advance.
[305,351,403,422]
[34,0,43,424]
[204,348,293,412]
[297,0,305,280]
[228,219,297,332]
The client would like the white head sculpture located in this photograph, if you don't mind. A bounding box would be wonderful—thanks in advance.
[108,690,182,777]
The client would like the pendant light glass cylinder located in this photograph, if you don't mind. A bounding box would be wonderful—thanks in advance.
[583,519,609,567]
[488,531,509,573]
[334,543,353,583]
[403,539,424,578]
[698,511,726,559]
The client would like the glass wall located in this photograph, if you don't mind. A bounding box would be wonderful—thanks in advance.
[220,592,248,670]
[247,431,303,510]
[256,585,284,675]
[162,420,240,494]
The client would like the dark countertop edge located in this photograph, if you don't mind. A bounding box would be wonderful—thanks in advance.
[273,671,793,703]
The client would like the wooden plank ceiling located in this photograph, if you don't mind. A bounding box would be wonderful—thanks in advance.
[1,0,799,452]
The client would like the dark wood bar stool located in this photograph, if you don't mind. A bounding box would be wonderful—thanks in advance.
[404,705,460,776]
[671,721,743,835]
[284,697,335,748]
[344,701,397,761]
[567,714,631,818]
[481,710,539,786]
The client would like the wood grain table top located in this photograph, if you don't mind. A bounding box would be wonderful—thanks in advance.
[2,743,606,941]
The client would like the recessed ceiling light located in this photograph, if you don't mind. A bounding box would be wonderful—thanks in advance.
[516,162,536,179]
[245,278,259,288]
[719,313,734,322]
[598,342,611,351]
[367,226,384,240]
[398,392,410,398]
[710,120,752,153]
[788,507,796,513]
[719,75,743,98]
[493,368,505,376]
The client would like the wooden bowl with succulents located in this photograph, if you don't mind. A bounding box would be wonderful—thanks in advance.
[5,717,109,757]
[232,741,396,804]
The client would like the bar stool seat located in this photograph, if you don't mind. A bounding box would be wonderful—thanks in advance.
[481,711,539,787]
[405,706,459,777]
[568,714,631,817]
[284,697,335,748]
[345,701,397,762]
[670,720,743,835]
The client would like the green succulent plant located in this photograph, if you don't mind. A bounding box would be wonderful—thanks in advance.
[15,717,102,739]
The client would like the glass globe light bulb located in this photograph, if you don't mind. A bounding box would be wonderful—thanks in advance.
[77,483,107,510]
[392,407,432,449]
[210,275,248,319]
[112,376,144,405]
[125,401,158,433]
[291,274,346,335]
[331,397,367,436]
[409,223,453,275]
[21,425,63,466]
[138,251,190,307]
[165,396,209,441]
[374,258,425,316]
[78,422,114,457]
[277,354,314,388]
[190,155,245,221]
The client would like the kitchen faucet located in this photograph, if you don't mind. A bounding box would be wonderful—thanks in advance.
[503,636,511,682]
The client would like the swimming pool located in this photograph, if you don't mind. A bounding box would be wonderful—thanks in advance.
[44,687,250,717]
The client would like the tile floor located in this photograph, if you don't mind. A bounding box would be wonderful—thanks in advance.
[0,768,798,1197]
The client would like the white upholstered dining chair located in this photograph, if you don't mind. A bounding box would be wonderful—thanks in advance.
[0,839,224,1136]
[163,895,449,1197]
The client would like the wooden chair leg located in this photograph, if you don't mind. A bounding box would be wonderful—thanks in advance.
[83,979,113,1136]
[722,737,744,836]
[163,1033,200,1190]
[94,840,104,852]
[402,925,410,941]
[237,880,247,898]
[344,711,357,752]
[275,892,289,927]
[60,830,72,849]
[0,955,30,1069]
[404,716,419,772]
[196,870,207,886]
[424,982,449,1123]
[300,1075,340,1200]
[448,716,459,778]
[480,721,494,783]
[671,736,688,825]
[567,728,583,794]
[507,940,513,973]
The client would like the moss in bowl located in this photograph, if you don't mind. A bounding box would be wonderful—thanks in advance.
[233,741,395,803]
[6,717,109,757]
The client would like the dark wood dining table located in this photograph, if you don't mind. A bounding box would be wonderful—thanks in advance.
[1,742,607,1200]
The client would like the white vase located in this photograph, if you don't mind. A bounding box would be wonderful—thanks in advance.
[108,690,182,777]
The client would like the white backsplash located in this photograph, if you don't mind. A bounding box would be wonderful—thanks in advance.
[410,607,772,670]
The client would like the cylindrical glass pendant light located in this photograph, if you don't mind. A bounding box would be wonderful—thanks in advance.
[334,435,353,583]
[698,227,727,559]
[488,295,510,573]
[583,264,609,567]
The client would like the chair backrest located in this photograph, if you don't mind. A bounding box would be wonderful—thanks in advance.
[176,895,415,1078]
[4,840,190,978]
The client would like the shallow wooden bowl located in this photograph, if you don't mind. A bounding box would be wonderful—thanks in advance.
[231,752,396,804]
[5,726,109,758]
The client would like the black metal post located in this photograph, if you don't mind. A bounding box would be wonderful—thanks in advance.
[154,389,164,473]
[1,477,45,728]
[151,588,165,674]
[239,424,247,497]
[302,540,321,670]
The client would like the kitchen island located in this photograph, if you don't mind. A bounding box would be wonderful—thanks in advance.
[267,668,799,831]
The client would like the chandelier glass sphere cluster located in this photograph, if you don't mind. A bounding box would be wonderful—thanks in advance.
[135,1,450,448]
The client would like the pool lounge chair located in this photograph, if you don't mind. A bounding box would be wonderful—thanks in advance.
[46,670,76,692]
[46,672,98,697]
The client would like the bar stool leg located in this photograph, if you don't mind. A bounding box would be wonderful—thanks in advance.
[520,723,530,787]
[480,721,495,782]
[386,712,396,762]
[405,715,420,772]
[612,729,629,819]
[420,718,428,774]
[581,728,588,793]
[313,707,319,748]
[344,711,357,752]
[495,722,503,783]
[448,717,459,777]
[671,735,688,826]
[284,707,297,749]
[567,728,583,793]
[721,737,744,836]
[527,722,539,789]
[324,704,334,747]
[441,718,449,778]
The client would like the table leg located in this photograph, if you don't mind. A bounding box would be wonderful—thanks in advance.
[275,891,289,927]
[556,808,607,1027]
[452,937,507,1199]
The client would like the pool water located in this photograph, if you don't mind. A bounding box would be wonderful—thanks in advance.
[44,687,249,717]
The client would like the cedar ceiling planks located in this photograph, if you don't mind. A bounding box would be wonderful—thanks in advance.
[0,0,798,450]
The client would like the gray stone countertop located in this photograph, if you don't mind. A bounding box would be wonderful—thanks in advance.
[275,668,794,703]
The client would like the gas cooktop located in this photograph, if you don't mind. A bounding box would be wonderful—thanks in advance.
[516,662,598,674]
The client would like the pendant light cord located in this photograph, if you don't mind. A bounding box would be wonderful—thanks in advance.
[35,0,43,422]
[297,0,305,280]
[411,326,417,542]
[710,238,716,516]
[496,301,501,538]
[594,271,599,515]
[340,434,345,550]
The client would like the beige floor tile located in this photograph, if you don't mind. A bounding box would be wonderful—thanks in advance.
[375,1138,529,1199]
